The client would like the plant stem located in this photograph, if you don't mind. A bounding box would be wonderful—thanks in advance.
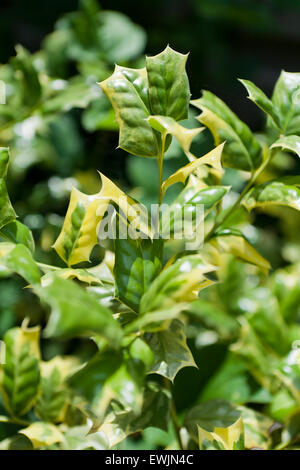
[164,378,184,450]
[157,135,166,209]
[156,134,166,235]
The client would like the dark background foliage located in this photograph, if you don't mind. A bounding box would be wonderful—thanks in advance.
[1,0,300,130]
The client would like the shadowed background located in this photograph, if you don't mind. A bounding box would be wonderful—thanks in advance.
[1,0,300,129]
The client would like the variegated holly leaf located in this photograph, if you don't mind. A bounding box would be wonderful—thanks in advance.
[271,135,300,158]
[99,66,158,157]
[114,233,162,312]
[0,220,34,253]
[98,382,170,448]
[238,406,273,450]
[37,275,123,347]
[209,229,271,274]
[147,115,202,155]
[41,268,102,287]
[145,319,197,381]
[54,172,151,266]
[146,46,190,121]
[184,399,241,443]
[270,70,300,135]
[19,422,64,449]
[35,356,78,423]
[161,143,224,195]
[198,417,244,450]
[140,255,216,313]
[0,323,40,416]
[161,185,228,239]
[191,91,262,171]
[239,79,281,129]
[99,46,190,158]
[242,181,300,212]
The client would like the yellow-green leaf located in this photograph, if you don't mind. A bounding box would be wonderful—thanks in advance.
[19,422,64,449]
[198,417,244,450]
[147,115,203,154]
[41,268,102,287]
[0,322,40,416]
[54,172,151,266]
[161,142,224,196]
[210,231,270,274]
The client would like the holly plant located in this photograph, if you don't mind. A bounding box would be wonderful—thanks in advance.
[1,46,300,450]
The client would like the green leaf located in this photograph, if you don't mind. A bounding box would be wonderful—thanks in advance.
[99,66,158,157]
[145,319,197,381]
[0,324,40,416]
[239,79,280,128]
[11,45,41,107]
[200,354,271,405]
[0,148,16,230]
[99,11,146,63]
[0,220,35,253]
[0,243,41,284]
[191,91,262,171]
[271,135,300,158]
[140,255,216,313]
[184,399,241,443]
[42,76,96,114]
[99,382,170,448]
[114,235,162,312]
[242,181,300,212]
[271,70,300,135]
[146,46,190,121]
[37,276,123,347]
[247,294,290,356]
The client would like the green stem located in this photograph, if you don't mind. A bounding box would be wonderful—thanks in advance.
[164,378,184,450]
[156,133,166,234]
[205,149,273,242]
[157,135,166,208]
